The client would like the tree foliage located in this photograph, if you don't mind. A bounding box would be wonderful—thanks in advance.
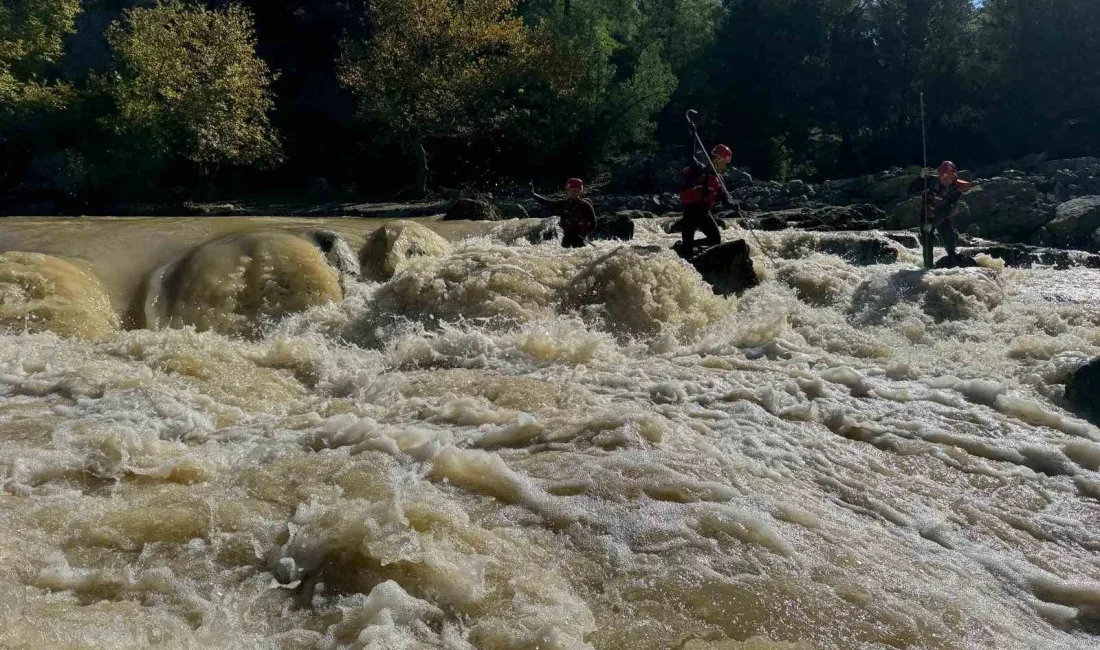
[104,1,280,179]
[0,0,82,116]
[3,0,1100,204]
[338,0,541,195]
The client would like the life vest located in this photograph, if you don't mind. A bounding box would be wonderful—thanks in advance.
[681,165,719,208]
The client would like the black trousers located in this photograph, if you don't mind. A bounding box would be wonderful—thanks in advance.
[562,231,587,248]
[928,216,957,257]
[681,205,721,258]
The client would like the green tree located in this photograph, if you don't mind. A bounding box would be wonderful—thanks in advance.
[975,0,1100,159]
[339,0,540,197]
[103,1,280,186]
[510,0,678,175]
[0,0,81,116]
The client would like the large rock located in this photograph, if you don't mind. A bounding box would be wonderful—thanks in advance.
[950,178,1051,241]
[1046,196,1100,249]
[1041,157,1100,174]
[827,169,922,205]
[885,232,921,249]
[672,239,759,296]
[495,202,529,219]
[591,213,635,241]
[739,204,886,233]
[360,221,452,280]
[1065,358,1100,424]
[726,167,754,189]
[444,197,499,221]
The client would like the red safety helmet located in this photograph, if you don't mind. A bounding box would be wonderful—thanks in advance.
[711,144,733,163]
[938,161,957,174]
[565,178,584,190]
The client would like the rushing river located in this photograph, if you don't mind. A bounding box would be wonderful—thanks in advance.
[0,216,1098,649]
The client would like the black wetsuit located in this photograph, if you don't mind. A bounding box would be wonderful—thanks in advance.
[533,194,597,248]
[925,179,968,258]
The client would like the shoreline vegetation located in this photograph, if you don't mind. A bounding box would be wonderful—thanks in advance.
[1,1,1098,214]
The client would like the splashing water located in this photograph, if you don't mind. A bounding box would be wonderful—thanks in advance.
[0,217,1098,649]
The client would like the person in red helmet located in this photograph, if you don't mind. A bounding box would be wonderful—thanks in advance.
[924,161,972,261]
[679,144,734,258]
[532,177,597,248]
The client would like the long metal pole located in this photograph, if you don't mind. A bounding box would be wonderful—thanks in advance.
[685,110,775,263]
[920,92,933,269]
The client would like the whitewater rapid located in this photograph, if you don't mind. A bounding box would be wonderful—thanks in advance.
[0,216,1098,649]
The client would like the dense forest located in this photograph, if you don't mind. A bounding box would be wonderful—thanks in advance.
[1,0,1098,206]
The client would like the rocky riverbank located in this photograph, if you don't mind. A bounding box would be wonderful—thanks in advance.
[8,152,1100,265]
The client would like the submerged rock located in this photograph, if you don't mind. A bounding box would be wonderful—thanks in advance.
[885,232,921,249]
[148,231,342,338]
[495,202,530,220]
[360,221,452,280]
[672,239,759,296]
[0,251,119,339]
[591,213,636,242]
[816,237,899,266]
[664,216,730,234]
[933,254,981,269]
[1066,358,1100,424]
[307,230,361,279]
[961,243,1100,269]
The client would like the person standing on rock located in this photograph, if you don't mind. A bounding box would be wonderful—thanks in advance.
[924,161,973,261]
[678,144,733,258]
[532,178,597,248]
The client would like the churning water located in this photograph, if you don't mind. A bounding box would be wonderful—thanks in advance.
[0,216,1098,649]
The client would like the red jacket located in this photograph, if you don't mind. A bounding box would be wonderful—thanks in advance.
[681,162,722,209]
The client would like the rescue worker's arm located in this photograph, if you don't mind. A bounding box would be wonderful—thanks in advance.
[531,191,564,215]
[531,190,553,206]
[942,180,972,221]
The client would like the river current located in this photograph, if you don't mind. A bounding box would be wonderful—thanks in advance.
[0,216,1098,649]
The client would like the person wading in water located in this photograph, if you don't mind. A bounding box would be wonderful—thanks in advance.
[532,178,597,248]
[924,160,973,263]
[679,144,733,259]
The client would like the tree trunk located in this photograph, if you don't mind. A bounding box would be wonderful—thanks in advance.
[413,136,429,199]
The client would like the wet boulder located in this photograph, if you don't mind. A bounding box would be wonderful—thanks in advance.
[933,254,981,269]
[1066,358,1100,424]
[803,204,887,231]
[816,237,899,265]
[591,213,635,241]
[727,167,754,189]
[360,221,452,280]
[664,216,729,234]
[1041,157,1100,174]
[1046,196,1100,250]
[757,214,789,231]
[886,232,921,249]
[444,197,499,221]
[970,244,1036,268]
[672,239,759,296]
[307,230,361,279]
[496,202,530,220]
